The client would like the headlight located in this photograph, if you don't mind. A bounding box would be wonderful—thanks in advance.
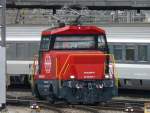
[105,74,110,79]
[36,105,39,109]
[125,109,129,112]
[70,75,75,79]
[30,105,34,109]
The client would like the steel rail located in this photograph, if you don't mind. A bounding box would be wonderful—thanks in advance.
[38,104,64,113]
[89,99,144,113]
[91,105,143,113]
[69,105,99,113]
[111,99,145,106]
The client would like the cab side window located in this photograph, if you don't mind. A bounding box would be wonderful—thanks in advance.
[40,37,50,51]
[98,35,105,50]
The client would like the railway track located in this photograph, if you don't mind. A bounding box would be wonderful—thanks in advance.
[6,84,148,113]
[7,98,98,113]
[91,103,143,113]
[7,98,99,113]
[97,99,144,112]
[38,104,64,113]
[7,98,64,113]
[6,96,145,113]
[69,99,144,113]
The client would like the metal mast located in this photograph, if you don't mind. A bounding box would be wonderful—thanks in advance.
[0,0,6,108]
[1,0,6,47]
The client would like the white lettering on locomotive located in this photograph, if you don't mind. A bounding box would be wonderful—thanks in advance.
[83,72,95,74]
[84,75,95,79]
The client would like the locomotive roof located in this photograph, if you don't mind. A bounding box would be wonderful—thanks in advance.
[42,25,105,36]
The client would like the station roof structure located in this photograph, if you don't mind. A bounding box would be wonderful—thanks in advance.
[4,0,150,10]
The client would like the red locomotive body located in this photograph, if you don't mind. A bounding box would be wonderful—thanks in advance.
[33,25,117,104]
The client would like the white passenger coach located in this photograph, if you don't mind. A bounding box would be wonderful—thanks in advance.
[106,25,150,90]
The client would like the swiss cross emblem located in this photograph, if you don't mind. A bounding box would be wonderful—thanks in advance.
[44,55,51,73]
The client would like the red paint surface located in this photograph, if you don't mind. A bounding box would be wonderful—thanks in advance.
[42,26,105,36]
[34,51,106,80]
[34,26,107,81]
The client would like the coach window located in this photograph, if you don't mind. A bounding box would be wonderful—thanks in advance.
[113,45,123,61]
[28,43,40,60]
[6,43,16,60]
[16,43,28,60]
[125,45,135,61]
[138,45,148,62]
[108,45,113,54]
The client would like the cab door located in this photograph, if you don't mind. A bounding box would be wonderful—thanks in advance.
[38,36,51,80]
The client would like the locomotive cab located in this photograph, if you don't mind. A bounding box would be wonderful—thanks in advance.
[33,26,117,104]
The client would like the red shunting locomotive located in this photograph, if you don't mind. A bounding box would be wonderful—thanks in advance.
[33,25,117,104]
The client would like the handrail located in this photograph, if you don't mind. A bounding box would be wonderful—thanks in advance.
[33,55,39,75]
[108,54,119,87]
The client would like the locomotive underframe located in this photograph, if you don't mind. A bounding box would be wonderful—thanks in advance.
[35,79,117,103]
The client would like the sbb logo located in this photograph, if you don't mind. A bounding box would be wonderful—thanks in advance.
[44,55,51,73]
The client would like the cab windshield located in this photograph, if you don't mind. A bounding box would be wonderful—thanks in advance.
[53,35,105,50]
